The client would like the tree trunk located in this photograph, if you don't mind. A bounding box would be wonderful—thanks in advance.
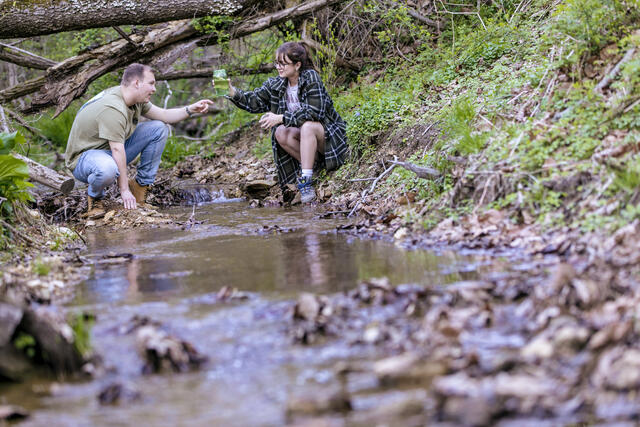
[0,0,251,39]
[13,154,75,195]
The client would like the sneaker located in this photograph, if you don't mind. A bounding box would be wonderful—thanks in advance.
[296,176,316,203]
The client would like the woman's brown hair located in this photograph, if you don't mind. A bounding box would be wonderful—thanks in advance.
[276,41,316,71]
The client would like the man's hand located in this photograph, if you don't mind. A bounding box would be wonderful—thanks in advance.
[188,99,215,115]
[121,189,137,210]
[259,112,283,129]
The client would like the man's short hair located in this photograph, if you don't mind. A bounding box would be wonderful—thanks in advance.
[121,63,152,86]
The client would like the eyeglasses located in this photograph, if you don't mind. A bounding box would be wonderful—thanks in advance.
[273,61,292,69]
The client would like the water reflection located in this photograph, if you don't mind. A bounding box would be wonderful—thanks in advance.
[75,204,474,307]
[8,203,482,426]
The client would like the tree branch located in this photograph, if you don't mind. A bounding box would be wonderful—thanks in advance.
[0,43,58,70]
[1,0,349,115]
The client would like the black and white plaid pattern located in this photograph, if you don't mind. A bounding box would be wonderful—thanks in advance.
[229,69,348,187]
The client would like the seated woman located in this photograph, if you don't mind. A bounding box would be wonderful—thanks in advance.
[218,41,348,203]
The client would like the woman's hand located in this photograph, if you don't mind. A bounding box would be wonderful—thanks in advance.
[212,78,236,97]
[259,112,283,129]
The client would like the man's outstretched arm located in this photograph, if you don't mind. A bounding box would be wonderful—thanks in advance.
[144,100,214,124]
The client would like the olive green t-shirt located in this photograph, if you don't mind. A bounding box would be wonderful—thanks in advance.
[64,86,152,170]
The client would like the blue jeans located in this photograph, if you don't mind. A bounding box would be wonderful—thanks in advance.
[72,120,169,198]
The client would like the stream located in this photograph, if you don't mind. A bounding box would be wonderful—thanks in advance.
[4,201,481,426]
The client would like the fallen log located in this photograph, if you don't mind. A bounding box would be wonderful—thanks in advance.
[13,154,74,194]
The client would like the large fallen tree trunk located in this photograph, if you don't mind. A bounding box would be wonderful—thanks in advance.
[0,0,347,116]
[13,154,75,195]
[0,0,248,39]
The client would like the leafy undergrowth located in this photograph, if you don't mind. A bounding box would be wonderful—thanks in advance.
[323,0,640,248]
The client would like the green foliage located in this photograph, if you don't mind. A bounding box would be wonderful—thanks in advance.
[552,0,639,61]
[0,132,34,219]
[35,107,77,149]
[613,155,640,193]
[70,313,93,357]
[13,332,36,359]
[441,95,486,155]
[251,133,272,159]
[74,28,114,52]
[161,136,198,168]
[336,83,414,154]
[32,257,51,276]
[192,16,233,45]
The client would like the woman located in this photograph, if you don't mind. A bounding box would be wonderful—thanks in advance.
[218,42,348,203]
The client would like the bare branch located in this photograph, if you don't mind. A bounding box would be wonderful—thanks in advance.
[0,43,57,70]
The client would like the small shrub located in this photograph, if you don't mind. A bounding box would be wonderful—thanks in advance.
[0,132,34,219]
[161,136,198,168]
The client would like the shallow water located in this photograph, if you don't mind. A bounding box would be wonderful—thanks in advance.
[4,202,479,426]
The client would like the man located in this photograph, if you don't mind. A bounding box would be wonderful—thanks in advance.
[64,63,213,218]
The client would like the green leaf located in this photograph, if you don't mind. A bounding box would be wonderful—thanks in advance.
[0,131,25,155]
[0,154,30,182]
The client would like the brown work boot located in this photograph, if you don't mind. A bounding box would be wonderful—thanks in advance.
[128,178,148,204]
[83,196,106,219]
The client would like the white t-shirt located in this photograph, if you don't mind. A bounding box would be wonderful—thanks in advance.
[286,83,300,112]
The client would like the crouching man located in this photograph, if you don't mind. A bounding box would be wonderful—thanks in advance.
[64,63,213,218]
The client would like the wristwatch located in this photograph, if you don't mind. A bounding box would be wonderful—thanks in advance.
[185,106,193,117]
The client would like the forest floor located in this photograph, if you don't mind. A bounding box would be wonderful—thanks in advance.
[6,119,640,423]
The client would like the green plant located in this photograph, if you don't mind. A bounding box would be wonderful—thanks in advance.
[552,0,638,61]
[251,133,272,158]
[441,95,486,155]
[32,257,51,276]
[161,136,198,167]
[13,332,36,359]
[35,107,77,149]
[0,131,34,218]
[70,313,94,357]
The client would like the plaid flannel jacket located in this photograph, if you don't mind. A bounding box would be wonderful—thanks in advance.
[229,69,348,186]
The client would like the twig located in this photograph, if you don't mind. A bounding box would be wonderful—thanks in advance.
[112,26,139,47]
[473,174,494,213]
[177,121,226,141]
[389,160,441,179]
[348,159,398,217]
[595,47,636,93]
[421,120,439,136]
[348,177,376,182]
[478,113,494,128]
[623,97,640,114]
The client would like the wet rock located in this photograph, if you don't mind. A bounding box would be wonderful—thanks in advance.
[135,325,208,374]
[19,306,85,375]
[442,395,493,426]
[97,381,141,405]
[593,347,640,390]
[588,320,632,350]
[0,302,23,346]
[0,405,29,421]
[286,387,352,418]
[293,293,332,322]
[216,286,250,301]
[243,179,276,199]
[374,352,447,386]
[522,316,590,360]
